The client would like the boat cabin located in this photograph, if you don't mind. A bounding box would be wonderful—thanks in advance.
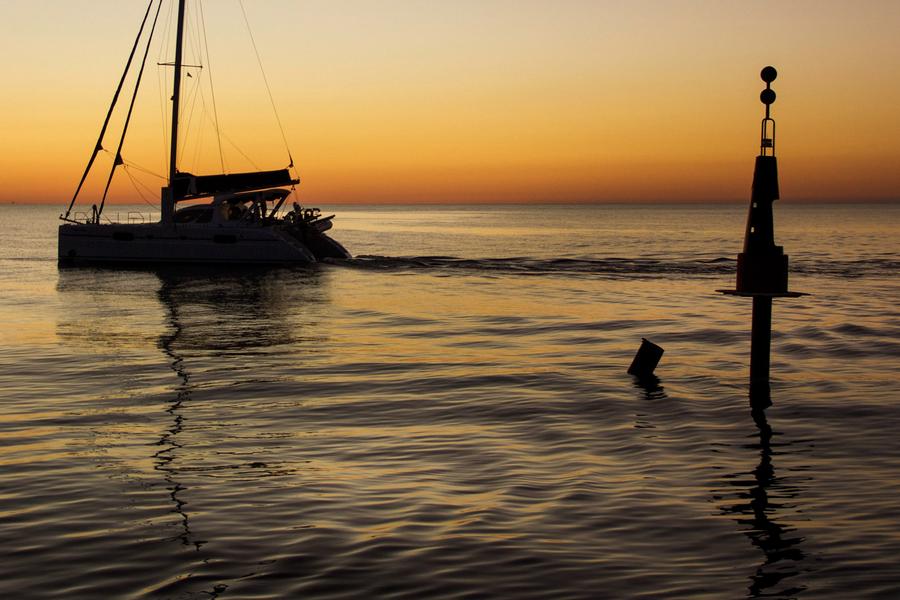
[173,188,292,226]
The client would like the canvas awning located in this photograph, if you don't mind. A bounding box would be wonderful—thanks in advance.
[172,169,298,200]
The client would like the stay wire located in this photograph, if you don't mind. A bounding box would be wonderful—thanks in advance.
[123,159,166,180]
[189,86,206,173]
[198,0,226,172]
[197,90,260,170]
[179,69,204,170]
[238,0,295,172]
[64,0,156,220]
[97,0,165,219]
[122,165,159,208]
[157,0,176,169]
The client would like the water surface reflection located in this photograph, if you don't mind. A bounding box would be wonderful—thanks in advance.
[56,266,333,595]
[633,374,667,402]
[717,402,811,599]
[149,264,332,536]
[155,272,199,551]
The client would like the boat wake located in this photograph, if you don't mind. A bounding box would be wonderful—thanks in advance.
[339,255,734,278]
[333,255,896,279]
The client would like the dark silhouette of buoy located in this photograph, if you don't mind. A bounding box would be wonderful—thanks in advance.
[718,67,807,408]
[628,338,664,378]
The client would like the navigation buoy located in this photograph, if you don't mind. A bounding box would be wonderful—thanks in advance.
[627,338,665,378]
[718,66,807,407]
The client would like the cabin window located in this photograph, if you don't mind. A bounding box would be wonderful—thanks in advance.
[175,206,214,223]
[226,203,250,221]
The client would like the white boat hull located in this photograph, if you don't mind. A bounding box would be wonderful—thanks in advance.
[59,222,319,265]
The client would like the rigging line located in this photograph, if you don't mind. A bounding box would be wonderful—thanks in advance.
[189,1,205,69]
[198,0,226,172]
[97,0,165,220]
[196,85,257,171]
[157,66,169,170]
[238,0,295,169]
[174,62,203,169]
[185,59,210,173]
[123,159,167,180]
[177,4,209,173]
[188,82,262,172]
[122,165,159,208]
[63,0,156,220]
[178,69,205,170]
[124,164,160,198]
[157,0,176,168]
[219,127,261,170]
[176,77,194,168]
[190,91,206,173]
[159,0,175,63]
[217,124,261,170]
[167,0,188,185]
[125,167,162,209]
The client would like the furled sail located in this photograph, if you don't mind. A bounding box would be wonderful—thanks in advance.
[171,169,298,201]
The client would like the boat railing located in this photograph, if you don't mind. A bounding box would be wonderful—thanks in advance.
[62,211,160,225]
[126,211,158,224]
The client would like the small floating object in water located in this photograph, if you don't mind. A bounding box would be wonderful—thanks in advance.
[627,338,664,378]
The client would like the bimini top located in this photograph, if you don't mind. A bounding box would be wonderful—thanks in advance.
[171,169,298,201]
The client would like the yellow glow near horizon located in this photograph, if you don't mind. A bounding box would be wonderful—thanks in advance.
[1,0,899,205]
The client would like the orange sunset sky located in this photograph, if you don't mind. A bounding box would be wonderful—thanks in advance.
[1,0,899,205]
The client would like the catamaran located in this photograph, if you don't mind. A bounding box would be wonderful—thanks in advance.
[58,0,350,265]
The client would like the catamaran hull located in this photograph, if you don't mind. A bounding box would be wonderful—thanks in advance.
[58,223,348,265]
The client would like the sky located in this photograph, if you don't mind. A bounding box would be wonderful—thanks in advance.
[1,0,899,205]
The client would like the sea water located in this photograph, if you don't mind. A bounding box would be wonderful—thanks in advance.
[1,203,898,599]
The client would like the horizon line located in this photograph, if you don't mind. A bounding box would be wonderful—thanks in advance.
[3,198,899,207]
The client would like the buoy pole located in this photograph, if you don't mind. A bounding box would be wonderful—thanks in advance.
[718,66,806,408]
[750,296,772,398]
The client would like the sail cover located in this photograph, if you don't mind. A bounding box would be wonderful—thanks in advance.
[172,169,297,200]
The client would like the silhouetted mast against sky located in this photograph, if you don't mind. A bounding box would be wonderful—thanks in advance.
[61,0,156,222]
[718,67,806,407]
[163,0,187,224]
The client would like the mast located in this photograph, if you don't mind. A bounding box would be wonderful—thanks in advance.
[163,0,187,223]
[63,0,156,222]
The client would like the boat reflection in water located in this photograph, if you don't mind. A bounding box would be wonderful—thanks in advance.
[55,265,332,597]
[150,266,331,516]
[154,271,200,553]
